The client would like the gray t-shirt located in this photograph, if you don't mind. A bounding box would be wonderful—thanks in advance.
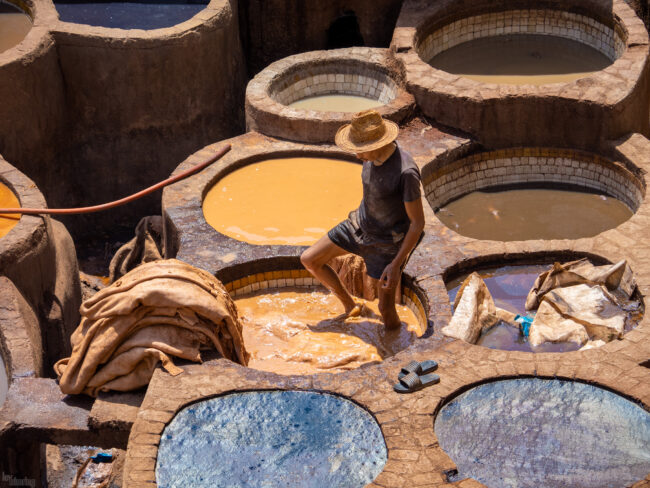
[353,145,421,243]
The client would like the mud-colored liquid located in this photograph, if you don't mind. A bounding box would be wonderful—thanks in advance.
[429,34,612,85]
[203,158,362,245]
[0,4,31,54]
[435,188,633,241]
[235,287,422,375]
[289,94,380,113]
[0,181,20,238]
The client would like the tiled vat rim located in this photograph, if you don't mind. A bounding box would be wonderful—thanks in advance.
[417,9,627,63]
[224,268,428,331]
[423,147,645,211]
[272,63,399,106]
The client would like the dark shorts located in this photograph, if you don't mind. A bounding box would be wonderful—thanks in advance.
[327,219,404,280]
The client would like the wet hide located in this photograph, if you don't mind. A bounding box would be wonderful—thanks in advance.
[55,259,248,397]
[525,259,635,310]
[442,273,500,343]
[528,301,590,347]
[109,216,164,283]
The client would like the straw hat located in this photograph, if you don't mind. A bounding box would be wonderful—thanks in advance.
[335,110,399,153]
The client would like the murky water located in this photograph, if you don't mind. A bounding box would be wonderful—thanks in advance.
[156,391,387,488]
[54,1,208,29]
[0,181,20,238]
[0,354,7,407]
[435,188,633,241]
[0,2,31,54]
[234,287,422,375]
[436,379,650,488]
[203,157,362,246]
[429,34,612,85]
[289,94,380,113]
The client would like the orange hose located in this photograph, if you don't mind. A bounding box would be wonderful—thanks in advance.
[0,144,231,215]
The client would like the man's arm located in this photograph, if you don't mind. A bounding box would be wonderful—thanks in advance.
[379,197,425,289]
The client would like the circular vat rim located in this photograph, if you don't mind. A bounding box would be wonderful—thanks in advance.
[421,146,646,243]
[245,47,415,144]
[395,0,648,100]
[433,249,647,358]
[50,0,226,39]
[0,0,50,64]
[0,154,48,270]
[163,133,366,276]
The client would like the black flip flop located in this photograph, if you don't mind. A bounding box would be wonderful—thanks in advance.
[393,371,440,394]
[398,359,438,379]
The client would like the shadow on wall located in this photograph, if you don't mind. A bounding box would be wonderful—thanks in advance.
[327,11,364,49]
[238,0,403,75]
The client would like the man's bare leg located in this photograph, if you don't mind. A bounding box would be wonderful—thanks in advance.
[378,280,402,330]
[301,235,357,313]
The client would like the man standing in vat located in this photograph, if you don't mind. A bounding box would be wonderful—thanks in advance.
[301,110,425,329]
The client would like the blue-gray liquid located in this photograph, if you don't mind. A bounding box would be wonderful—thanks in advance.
[435,379,650,488]
[55,0,207,29]
[156,390,387,488]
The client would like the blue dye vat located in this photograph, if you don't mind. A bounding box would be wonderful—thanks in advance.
[435,378,650,488]
[55,0,208,30]
[156,390,387,488]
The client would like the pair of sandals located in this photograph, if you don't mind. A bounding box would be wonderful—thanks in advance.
[393,359,439,393]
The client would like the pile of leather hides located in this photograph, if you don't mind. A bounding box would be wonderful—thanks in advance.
[442,259,640,349]
[55,259,249,396]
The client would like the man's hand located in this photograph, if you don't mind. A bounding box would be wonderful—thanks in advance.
[380,261,400,289]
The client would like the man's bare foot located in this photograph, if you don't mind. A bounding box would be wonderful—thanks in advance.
[332,300,366,321]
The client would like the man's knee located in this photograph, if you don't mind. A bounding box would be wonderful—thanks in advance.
[301,248,322,271]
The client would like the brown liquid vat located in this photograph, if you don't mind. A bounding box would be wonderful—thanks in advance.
[423,147,645,241]
[0,1,32,54]
[220,258,430,376]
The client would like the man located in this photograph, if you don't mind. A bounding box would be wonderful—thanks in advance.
[301,110,425,329]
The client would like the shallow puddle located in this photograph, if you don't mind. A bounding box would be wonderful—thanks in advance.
[0,2,31,53]
[0,181,20,238]
[289,94,380,113]
[54,1,208,29]
[234,287,422,375]
[203,157,362,246]
[435,188,633,241]
[429,34,612,85]
[436,379,650,488]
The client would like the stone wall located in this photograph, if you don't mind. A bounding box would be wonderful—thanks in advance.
[238,0,403,75]
[0,0,247,240]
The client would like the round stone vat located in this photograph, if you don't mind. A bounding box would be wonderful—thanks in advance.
[0,0,31,54]
[435,378,650,487]
[392,0,650,148]
[54,0,209,29]
[202,156,362,246]
[424,148,644,241]
[220,257,429,375]
[156,390,387,487]
[0,155,81,372]
[444,257,643,353]
[421,9,624,86]
[245,47,415,143]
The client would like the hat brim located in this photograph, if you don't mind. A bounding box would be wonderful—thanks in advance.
[334,119,399,153]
